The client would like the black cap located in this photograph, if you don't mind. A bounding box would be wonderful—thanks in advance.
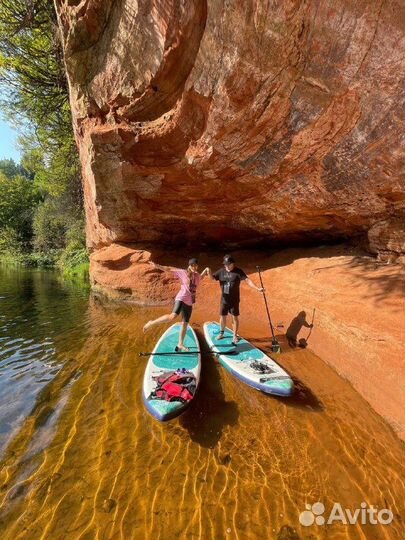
[188,258,198,265]
[223,254,235,264]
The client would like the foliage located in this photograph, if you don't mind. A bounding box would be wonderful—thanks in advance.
[0,0,82,199]
[0,158,31,180]
[0,225,22,255]
[61,262,90,285]
[0,170,40,249]
[57,219,88,270]
[20,250,58,267]
[0,0,86,281]
[0,0,68,135]
[33,198,70,252]
[21,132,81,198]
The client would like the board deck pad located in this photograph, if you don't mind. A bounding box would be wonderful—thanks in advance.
[204,322,293,396]
[142,323,201,421]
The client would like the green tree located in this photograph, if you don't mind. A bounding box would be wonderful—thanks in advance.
[0,0,87,271]
[0,0,81,198]
[0,0,68,135]
[0,158,31,179]
[0,170,39,251]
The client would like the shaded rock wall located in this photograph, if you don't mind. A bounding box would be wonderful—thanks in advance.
[55,0,405,257]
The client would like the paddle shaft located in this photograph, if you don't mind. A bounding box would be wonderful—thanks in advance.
[306,308,315,341]
[256,266,277,342]
[139,349,237,357]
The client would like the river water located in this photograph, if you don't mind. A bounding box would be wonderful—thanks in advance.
[0,266,404,540]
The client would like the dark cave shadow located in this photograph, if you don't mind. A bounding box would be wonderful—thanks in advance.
[179,326,239,448]
[112,242,353,275]
[229,243,358,274]
[102,253,134,271]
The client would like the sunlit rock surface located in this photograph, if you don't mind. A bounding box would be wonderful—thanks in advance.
[56,0,405,259]
[89,244,405,441]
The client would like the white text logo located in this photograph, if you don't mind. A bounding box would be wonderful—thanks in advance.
[299,502,393,527]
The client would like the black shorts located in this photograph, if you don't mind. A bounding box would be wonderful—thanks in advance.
[220,301,240,317]
[173,300,193,322]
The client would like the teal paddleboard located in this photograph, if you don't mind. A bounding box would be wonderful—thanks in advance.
[204,321,293,396]
[142,323,201,421]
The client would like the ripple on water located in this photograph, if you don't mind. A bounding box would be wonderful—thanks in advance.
[0,269,404,540]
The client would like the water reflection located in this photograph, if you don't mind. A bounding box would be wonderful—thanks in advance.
[0,267,89,455]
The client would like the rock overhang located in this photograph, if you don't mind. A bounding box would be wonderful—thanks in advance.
[55,0,405,261]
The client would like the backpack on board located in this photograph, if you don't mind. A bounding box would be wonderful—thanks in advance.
[149,369,197,403]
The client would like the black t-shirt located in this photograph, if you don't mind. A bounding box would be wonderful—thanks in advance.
[213,267,248,304]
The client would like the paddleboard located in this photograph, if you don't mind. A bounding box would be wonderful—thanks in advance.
[203,321,294,397]
[142,323,201,421]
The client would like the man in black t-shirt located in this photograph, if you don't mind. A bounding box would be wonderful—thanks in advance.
[210,255,264,344]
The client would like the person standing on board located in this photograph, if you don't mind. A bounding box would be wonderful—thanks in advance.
[209,255,264,344]
[143,258,209,351]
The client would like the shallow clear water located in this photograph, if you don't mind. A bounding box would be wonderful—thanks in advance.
[0,266,404,540]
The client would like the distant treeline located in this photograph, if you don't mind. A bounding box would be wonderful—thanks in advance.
[0,0,87,277]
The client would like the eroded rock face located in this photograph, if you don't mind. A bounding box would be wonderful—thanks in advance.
[89,244,178,304]
[55,0,405,256]
[368,218,405,263]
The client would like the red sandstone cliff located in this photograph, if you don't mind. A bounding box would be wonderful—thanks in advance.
[55,0,405,260]
[53,2,405,441]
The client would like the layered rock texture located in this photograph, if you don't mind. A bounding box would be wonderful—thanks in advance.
[56,0,405,258]
[55,2,405,440]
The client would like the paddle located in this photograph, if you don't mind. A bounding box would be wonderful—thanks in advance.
[138,349,238,357]
[256,265,281,353]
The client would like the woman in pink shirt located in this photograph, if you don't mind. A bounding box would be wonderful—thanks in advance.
[143,258,209,351]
